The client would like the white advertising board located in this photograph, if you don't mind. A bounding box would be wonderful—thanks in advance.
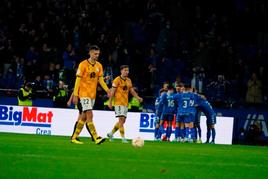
[0,105,234,144]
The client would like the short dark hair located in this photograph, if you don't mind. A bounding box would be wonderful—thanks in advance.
[159,88,167,94]
[120,65,129,70]
[89,45,100,51]
[25,82,33,88]
[176,82,184,87]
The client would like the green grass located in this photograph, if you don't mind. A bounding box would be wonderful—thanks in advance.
[0,133,268,179]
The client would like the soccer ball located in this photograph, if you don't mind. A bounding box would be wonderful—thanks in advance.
[132,137,144,148]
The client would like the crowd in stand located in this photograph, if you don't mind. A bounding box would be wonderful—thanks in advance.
[0,0,267,109]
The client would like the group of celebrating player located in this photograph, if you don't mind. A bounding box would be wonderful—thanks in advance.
[154,83,217,144]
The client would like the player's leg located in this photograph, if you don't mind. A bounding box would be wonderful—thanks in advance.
[206,125,211,143]
[166,115,173,141]
[210,124,216,144]
[154,117,160,140]
[71,100,85,144]
[210,115,217,144]
[107,106,121,141]
[118,116,128,143]
[179,122,185,142]
[194,112,202,143]
[85,123,95,142]
[158,119,164,140]
[108,106,128,143]
[71,113,86,144]
[184,115,195,142]
[174,122,180,142]
[160,114,168,141]
[176,114,185,142]
[195,123,202,143]
[71,115,81,140]
[107,121,119,141]
[206,115,216,144]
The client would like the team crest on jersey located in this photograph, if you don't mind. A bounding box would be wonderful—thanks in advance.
[96,68,99,72]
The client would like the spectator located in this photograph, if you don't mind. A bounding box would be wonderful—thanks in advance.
[246,73,263,105]
[206,74,230,107]
[17,82,34,106]
[53,80,68,108]
[191,66,205,94]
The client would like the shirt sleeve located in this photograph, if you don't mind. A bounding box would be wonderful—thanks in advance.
[76,62,84,77]
[129,78,133,89]
[112,78,119,88]
[98,63,104,77]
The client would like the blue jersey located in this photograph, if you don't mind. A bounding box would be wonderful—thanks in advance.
[159,92,176,115]
[196,98,216,118]
[155,96,162,118]
[175,92,202,116]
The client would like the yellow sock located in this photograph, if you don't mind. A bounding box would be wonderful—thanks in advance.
[86,122,98,140]
[119,126,125,138]
[72,120,85,139]
[112,122,119,134]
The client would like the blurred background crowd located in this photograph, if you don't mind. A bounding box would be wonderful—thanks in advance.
[0,0,267,109]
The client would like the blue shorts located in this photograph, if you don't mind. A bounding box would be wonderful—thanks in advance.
[176,114,195,123]
[206,114,216,125]
[161,114,174,122]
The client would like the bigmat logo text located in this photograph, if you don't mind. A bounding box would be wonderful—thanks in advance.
[0,105,53,128]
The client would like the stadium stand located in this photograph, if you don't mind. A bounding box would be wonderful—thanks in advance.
[0,0,267,109]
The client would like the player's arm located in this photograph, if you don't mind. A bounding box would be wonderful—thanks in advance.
[98,76,111,97]
[67,92,74,107]
[158,93,166,110]
[108,87,116,109]
[73,76,81,105]
[130,87,143,102]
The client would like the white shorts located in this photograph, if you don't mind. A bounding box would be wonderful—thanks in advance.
[114,105,128,118]
[80,98,95,111]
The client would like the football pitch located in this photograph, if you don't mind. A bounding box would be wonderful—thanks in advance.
[0,133,268,178]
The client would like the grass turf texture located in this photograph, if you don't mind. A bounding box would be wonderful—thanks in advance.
[0,133,268,178]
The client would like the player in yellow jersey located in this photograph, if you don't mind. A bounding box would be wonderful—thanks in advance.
[107,65,143,143]
[71,45,111,145]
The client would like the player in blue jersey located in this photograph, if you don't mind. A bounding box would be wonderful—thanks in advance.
[174,86,202,142]
[196,96,217,144]
[173,82,185,142]
[154,88,167,140]
[158,85,176,141]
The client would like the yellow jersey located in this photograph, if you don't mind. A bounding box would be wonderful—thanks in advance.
[112,76,132,106]
[76,59,103,99]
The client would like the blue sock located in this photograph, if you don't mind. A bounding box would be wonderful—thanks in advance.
[206,128,211,142]
[180,128,185,138]
[194,127,197,140]
[197,126,202,139]
[166,126,172,139]
[178,128,181,138]
[158,125,164,139]
[175,127,179,139]
[191,128,196,140]
[211,128,216,142]
[185,127,189,139]
[154,127,159,138]
[189,128,192,139]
